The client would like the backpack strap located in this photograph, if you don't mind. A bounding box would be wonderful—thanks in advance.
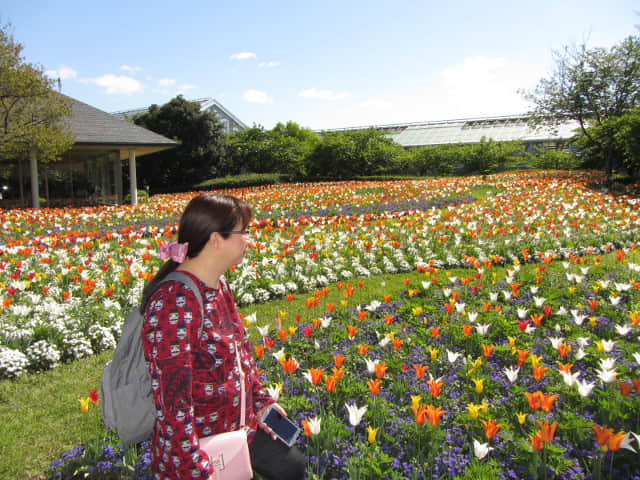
[161,271,206,339]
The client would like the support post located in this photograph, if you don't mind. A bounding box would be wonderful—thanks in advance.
[128,149,137,205]
[113,152,123,204]
[29,150,40,209]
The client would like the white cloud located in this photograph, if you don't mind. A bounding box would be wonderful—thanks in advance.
[157,78,176,87]
[360,98,392,109]
[299,88,351,101]
[259,61,280,68]
[243,89,273,104]
[300,55,546,130]
[230,52,257,60]
[178,83,197,92]
[45,66,77,80]
[88,74,144,95]
[121,65,141,74]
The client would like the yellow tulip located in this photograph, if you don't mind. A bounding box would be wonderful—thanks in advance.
[472,378,485,394]
[429,348,439,361]
[467,403,481,419]
[517,412,527,424]
[78,397,91,413]
[411,395,422,409]
[279,310,287,321]
[367,426,379,444]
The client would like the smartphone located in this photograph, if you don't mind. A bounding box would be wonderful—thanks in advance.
[260,405,301,447]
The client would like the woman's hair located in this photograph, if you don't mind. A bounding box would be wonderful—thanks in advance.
[140,193,252,310]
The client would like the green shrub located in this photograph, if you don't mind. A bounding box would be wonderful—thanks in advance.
[194,173,288,189]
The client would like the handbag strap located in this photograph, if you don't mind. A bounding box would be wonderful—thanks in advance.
[162,271,247,428]
[234,341,247,427]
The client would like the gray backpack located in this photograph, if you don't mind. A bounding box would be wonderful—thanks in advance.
[100,271,204,445]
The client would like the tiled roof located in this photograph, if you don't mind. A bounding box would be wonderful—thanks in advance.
[67,96,177,146]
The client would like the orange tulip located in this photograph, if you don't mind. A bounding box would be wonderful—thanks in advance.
[619,380,633,397]
[307,367,324,385]
[482,344,494,357]
[280,357,298,373]
[425,404,446,426]
[588,299,599,311]
[516,349,529,365]
[331,367,345,381]
[430,326,442,338]
[393,338,404,350]
[530,431,544,451]
[384,314,394,325]
[346,325,358,339]
[530,313,544,327]
[558,362,574,373]
[412,364,429,379]
[593,424,614,451]
[481,418,502,439]
[358,310,368,321]
[367,379,381,396]
[324,375,337,392]
[608,430,627,451]
[357,344,370,355]
[333,353,346,367]
[374,362,388,379]
[525,391,542,410]
[540,392,559,412]
[533,365,549,380]
[253,345,265,358]
[462,325,474,337]
[326,303,335,312]
[536,420,558,443]
[427,377,444,397]
[412,405,427,425]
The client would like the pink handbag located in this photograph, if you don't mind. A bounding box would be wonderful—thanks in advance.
[200,342,253,480]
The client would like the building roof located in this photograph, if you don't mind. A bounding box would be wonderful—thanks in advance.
[111,97,247,132]
[68,96,177,147]
[196,98,248,130]
[321,115,581,147]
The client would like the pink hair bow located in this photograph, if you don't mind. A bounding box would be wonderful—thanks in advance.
[159,241,189,263]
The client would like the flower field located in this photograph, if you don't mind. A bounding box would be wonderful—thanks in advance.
[3,170,640,478]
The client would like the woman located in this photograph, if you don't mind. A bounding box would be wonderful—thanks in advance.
[141,193,306,480]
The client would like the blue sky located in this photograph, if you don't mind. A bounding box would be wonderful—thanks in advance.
[1,1,637,130]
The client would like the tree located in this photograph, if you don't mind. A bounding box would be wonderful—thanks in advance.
[0,24,74,206]
[524,35,640,175]
[226,121,319,179]
[133,96,227,190]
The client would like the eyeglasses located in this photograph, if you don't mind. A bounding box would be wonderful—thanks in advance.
[218,230,250,235]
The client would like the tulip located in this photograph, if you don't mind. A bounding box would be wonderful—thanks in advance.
[367,426,379,444]
[536,420,558,443]
[516,412,527,425]
[593,424,614,452]
[333,353,346,367]
[425,404,446,426]
[530,431,544,451]
[411,405,427,425]
[481,418,502,440]
[367,379,381,396]
[473,438,493,459]
[467,403,482,420]
[303,367,324,386]
[374,362,388,379]
[78,397,91,413]
[472,377,485,394]
[345,403,367,426]
[412,363,429,379]
[411,395,422,409]
[324,375,337,392]
[266,383,283,401]
[427,375,444,397]
[302,417,322,436]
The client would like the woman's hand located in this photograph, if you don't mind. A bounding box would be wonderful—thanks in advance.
[257,403,288,440]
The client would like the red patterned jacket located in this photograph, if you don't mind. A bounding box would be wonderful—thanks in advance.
[142,272,274,479]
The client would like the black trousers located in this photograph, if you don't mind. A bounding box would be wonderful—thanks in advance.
[249,429,306,480]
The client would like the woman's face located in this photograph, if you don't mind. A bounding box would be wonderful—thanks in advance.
[220,221,250,267]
